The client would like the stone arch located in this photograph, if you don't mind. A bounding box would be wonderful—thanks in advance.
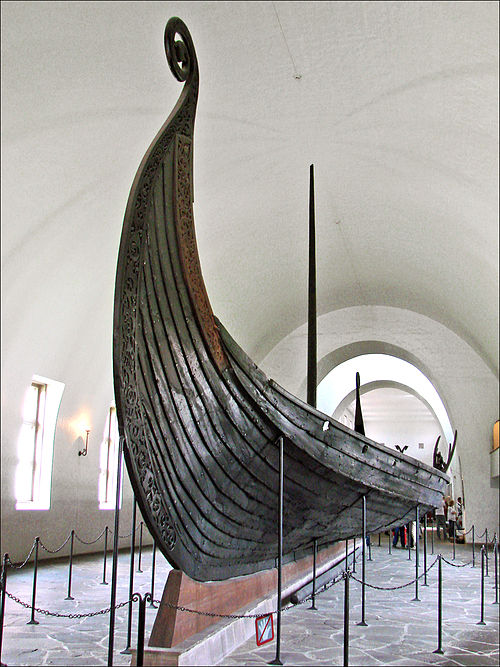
[298,341,453,423]
[332,379,445,433]
[260,305,498,536]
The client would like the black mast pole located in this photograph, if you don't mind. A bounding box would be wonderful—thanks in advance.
[307,165,318,616]
[354,372,365,436]
[307,164,317,409]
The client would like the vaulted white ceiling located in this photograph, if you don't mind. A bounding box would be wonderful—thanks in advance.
[2,0,498,387]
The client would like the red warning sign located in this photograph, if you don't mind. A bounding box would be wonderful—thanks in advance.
[255,613,274,646]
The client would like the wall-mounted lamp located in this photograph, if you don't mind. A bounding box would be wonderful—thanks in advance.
[78,429,90,456]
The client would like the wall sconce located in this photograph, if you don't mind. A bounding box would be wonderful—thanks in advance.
[78,429,90,456]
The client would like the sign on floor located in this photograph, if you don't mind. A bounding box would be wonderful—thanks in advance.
[255,613,274,646]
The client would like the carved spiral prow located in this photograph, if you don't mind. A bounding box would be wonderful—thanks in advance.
[164,17,198,83]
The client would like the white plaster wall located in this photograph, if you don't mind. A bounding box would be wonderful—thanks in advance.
[359,398,443,469]
[0,345,153,562]
[260,305,499,538]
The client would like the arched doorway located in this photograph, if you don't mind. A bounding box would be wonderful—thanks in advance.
[317,354,460,498]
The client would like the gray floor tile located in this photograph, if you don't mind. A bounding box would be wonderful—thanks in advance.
[1,537,498,665]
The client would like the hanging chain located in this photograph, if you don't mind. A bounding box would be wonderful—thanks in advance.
[1,542,477,622]
[440,555,472,568]
[6,541,37,569]
[108,525,141,539]
[39,533,73,554]
[351,556,439,590]
[74,528,107,545]
[149,571,344,619]
[5,590,132,618]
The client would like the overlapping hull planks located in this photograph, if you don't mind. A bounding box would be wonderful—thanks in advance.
[113,18,448,582]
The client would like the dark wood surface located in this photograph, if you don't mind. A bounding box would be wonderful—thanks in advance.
[113,17,449,583]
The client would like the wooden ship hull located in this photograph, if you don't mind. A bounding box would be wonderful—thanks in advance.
[113,18,449,583]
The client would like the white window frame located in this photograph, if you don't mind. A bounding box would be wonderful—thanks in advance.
[15,375,64,510]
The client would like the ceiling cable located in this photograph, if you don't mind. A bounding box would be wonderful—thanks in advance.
[335,220,369,304]
[271,2,302,80]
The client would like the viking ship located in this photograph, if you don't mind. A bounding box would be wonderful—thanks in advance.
[113,17,449,582]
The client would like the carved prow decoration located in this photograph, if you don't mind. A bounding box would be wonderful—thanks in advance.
[444,430,458,473]
[432,431,458,473]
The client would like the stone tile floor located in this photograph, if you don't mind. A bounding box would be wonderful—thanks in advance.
[1,536,498,665]
[221,538,499,666]
[1,544,172,665]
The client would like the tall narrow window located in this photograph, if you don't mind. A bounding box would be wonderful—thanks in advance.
[99,405,123,509]
[16,375,64,510]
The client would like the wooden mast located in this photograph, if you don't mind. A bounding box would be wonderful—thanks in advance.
[307,164,317,408]
[354,372,365,435]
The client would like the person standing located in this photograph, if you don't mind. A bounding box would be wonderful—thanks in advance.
[435,495,446,540]
[456,496,464,529]
[392,525,406,548]
[448,499,457,540]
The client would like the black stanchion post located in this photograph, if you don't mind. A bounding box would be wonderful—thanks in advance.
[431,515,434,555]
[27,537,40,624]
[343,570,350,667]
[352,537,356,572]
[122,498,137,654]
[407,522,411,560]
[378,532,381,547]
[477,547,486,624]
[368,533,372,562]
[65,529,75,600]
[107,435,124,667]
[137,522,143,573]
[357,495,367,627]
[101,526,109,585]
[412,506,420,602]
[149,541,157,608]
[493,540,498,605]
[136,593,149,667]
[485,529,489,577]
[423,514,428,586]
[472,525,475,567]
[433,555,444,654]
[269,435,284,666]
[0,553,9,666]
[309,537,317,610]
[452,521,456,560]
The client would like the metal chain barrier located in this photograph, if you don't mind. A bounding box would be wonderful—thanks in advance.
[6,541,37,569]
[351,556,438,591]
[153,598,272,620]
[2,570,343,626]
[441,555,472,568]
[1,531,489,659]
[148,571,344,619]
[118,526,142,539]
[74,528,107,546]
[106,524,142,539]
[312,571,345,597]
[5,590,132,618]
[463,526,474,536]
[476,529,487,539]
[8,524,137,562]
[39,533,73,554]
[282,571,345,611]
